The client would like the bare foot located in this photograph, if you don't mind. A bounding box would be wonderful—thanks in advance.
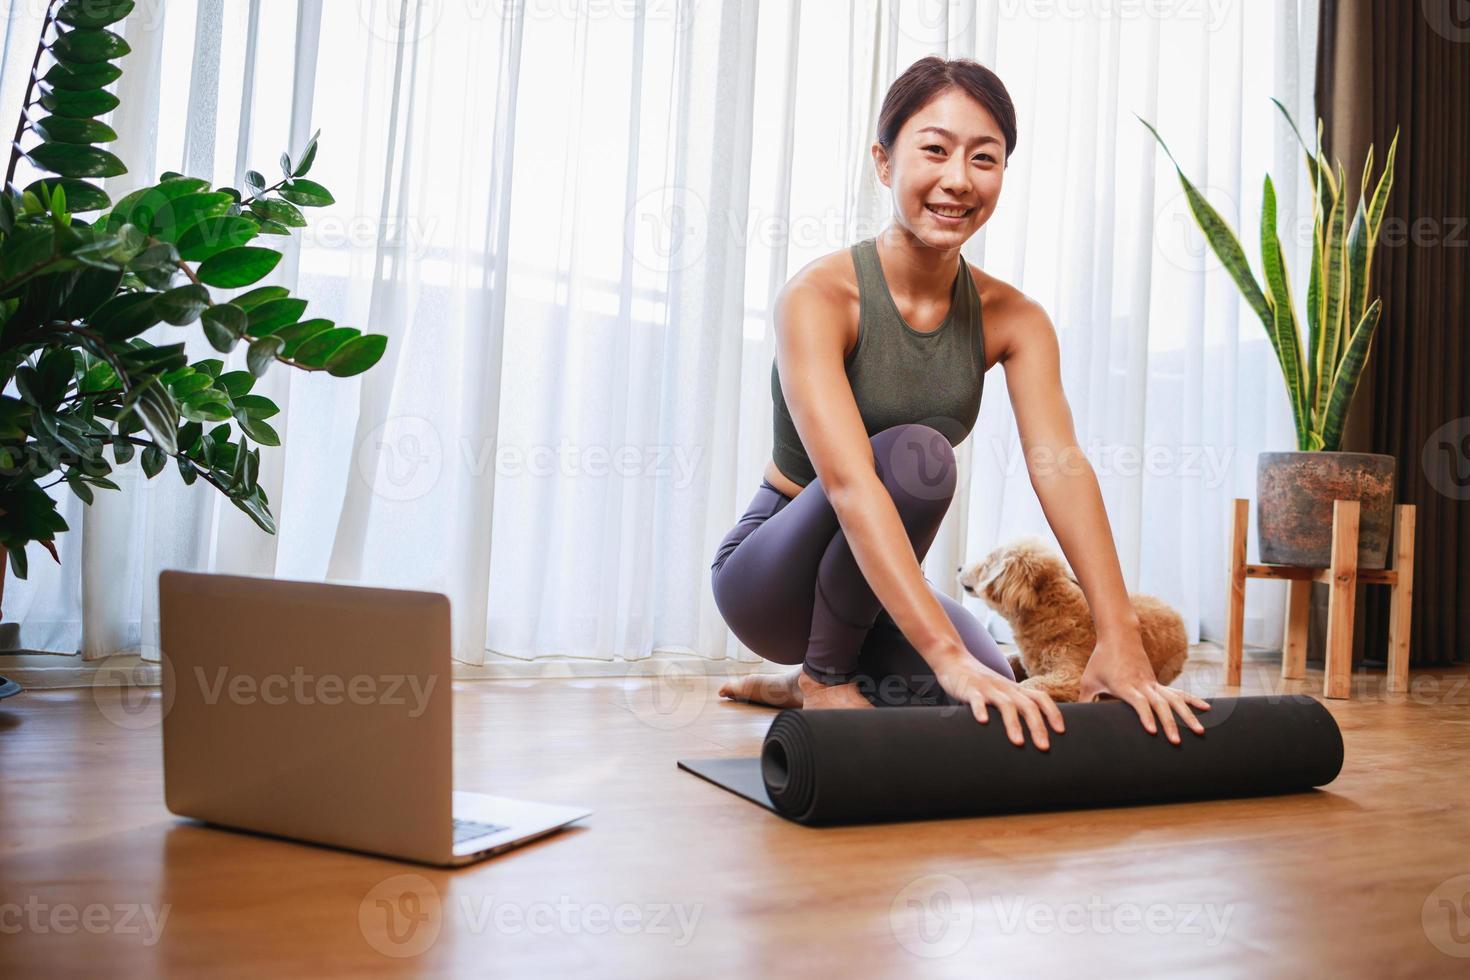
[797,671,874,710]
[718,668,804,708]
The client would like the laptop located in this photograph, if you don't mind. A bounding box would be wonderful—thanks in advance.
[158,569,591,866]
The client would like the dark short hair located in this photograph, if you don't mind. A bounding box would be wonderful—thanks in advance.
[876,57,1017,164]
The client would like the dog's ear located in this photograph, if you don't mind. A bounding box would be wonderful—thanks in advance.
[988,551,1045,613]
[975,558,1006,595]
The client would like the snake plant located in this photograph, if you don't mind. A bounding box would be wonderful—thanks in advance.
[1140,102,1399,452]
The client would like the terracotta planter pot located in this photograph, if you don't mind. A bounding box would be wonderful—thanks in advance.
[1256,451,1397,569]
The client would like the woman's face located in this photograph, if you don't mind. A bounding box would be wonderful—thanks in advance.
[873,87,1007,249]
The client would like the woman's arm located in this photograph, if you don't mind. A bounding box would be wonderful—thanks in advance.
[1000,296,1210,743]
[774,274,1062,748]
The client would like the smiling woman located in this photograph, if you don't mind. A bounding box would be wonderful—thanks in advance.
[712,56,1210,747]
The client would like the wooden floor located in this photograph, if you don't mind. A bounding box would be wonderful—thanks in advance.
[3,649,1469,977]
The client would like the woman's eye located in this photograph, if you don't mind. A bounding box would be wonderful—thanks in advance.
[924,145,944,153]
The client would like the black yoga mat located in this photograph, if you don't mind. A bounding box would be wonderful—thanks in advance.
[678,695,1344,826]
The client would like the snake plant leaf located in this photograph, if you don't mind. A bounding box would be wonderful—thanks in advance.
[1260,174,1308,444]
[1366,129,1399,241]
[1345,196,1371,326]
[1138,116,1272,329]
[1315,163,1349,421]
[1319,299,1382,452]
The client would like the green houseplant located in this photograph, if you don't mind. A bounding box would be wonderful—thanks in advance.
[0,1,388,685]
[1141,101,1401,569]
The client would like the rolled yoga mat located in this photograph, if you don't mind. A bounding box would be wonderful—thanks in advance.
[677,695,1344,826]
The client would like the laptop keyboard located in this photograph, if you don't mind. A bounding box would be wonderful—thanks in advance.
[453,817,510,844]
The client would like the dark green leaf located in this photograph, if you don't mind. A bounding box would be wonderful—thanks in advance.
[148,191,235,244]
[156,284,211,325]
[249,198,306,228]
[246,335,285,377]
[49,26,131,63]
[91,291,161,340]
[231,285,289,311]
[57,0,136,28]
[42,60,122,92]
[325,333,388,377]
[215,370,256,398]
[140,443,165,477]
[277,178,334,208]
[236,414,280,447]
[196,246,281,288]
[24,141,126,178]
[30,115,118,144]
[231,394,279,419]
[291,326,357,366]
[274,318,334,357]
[200,303,247,352]
[174,215,258,262]
[246,297,308,336]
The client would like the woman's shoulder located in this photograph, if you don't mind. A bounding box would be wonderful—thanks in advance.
[773,244,863,327]
[967,264,1053,364]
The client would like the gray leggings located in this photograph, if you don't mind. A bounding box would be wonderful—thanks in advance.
[710,423,1014,707]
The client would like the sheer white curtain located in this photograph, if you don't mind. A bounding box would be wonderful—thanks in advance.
[1,0,1315,671]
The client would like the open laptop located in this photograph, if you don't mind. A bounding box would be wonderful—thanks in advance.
[158,569,591,866]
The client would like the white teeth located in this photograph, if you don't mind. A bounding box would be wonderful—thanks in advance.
[927,204,970,218]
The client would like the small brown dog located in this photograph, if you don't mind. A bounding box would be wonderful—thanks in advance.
[957,537,1187,701]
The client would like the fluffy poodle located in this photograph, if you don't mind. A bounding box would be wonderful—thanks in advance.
[957,537,1187,702]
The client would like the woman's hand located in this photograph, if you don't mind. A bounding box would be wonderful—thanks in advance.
[932,653,1065,750]
[1079,635,1211,744]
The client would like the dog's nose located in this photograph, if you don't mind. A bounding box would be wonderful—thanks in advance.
[956,564,963,572]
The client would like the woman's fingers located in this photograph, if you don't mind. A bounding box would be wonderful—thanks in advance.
[1015,696,1051,751]
[1143,687,1180,743]
[1183,691,1212,712]
[1164,688,1207,736]
[1025,688,1065,733]
[969,695,989,725]
[995,697,1025,747]
[1121,689,1158,735]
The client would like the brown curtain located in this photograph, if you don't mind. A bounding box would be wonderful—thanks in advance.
[1310,0,1470,669]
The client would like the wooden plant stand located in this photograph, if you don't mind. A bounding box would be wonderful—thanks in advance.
[1224,498,1416,700]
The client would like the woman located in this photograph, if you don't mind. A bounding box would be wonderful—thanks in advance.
[709,57,1210,750]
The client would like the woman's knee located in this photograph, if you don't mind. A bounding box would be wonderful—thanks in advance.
[869,423,957,507]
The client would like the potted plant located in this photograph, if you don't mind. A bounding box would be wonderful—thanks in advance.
[0,0,388,694]
[1141,102,1400,569]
